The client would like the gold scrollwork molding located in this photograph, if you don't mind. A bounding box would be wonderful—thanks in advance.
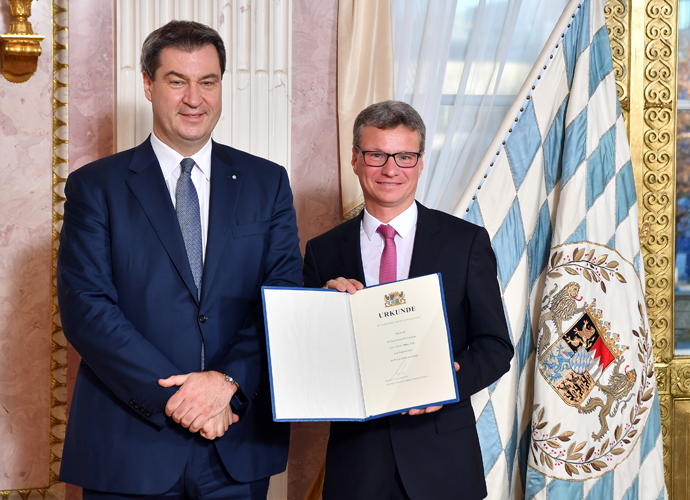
[640,0,676,491]
[629,0,677,494]
[607,0,678,492]
[656,362,669,393]
[645,101,674,109]
[50,0,69,496]
[641,0,675,365]
[0,0,45,83]
[604,0,675,369]
[655,363,670,474]
[605,0,630,117]
[658,392,671,476]
[670,362,690,396]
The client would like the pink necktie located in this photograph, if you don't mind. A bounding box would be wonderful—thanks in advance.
[377,224,398,284]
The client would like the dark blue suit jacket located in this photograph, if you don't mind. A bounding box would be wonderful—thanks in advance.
[57,138,302,494]
[303,203,514,500]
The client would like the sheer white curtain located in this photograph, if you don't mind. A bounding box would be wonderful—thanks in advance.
[393,0,569,213]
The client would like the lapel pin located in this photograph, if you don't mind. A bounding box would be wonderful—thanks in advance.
[232,175,237,179]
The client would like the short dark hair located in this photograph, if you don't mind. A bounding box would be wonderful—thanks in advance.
[353,100,426,152]
[140,20,226,80]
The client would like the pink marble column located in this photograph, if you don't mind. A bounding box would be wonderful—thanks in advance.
[68,1,116,172]
[288,0,341,498]
[291,0,342,253]
[64,2,115,499]
[0,0,54,491]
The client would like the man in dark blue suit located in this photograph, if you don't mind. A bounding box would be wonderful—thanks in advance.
[303,101,514,500]
[57,21,302,499]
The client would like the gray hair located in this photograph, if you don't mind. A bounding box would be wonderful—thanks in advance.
[352,100,426,152]
[140,20,226,80]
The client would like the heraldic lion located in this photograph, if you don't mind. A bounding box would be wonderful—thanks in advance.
[537,281,590,355]
[577,357,637,441]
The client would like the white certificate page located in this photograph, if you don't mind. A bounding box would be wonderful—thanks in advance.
[349,274,458,417]
[262,274,458,421]
[263,288,366,420]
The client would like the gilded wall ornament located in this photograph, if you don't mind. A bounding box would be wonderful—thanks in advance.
[0,0,45,83]
[606,0,679,493]
[50,0,69,493]
[641,0,674,364]
[0,0,68,498]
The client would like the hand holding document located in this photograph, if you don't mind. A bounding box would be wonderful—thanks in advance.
[262,274,459,421]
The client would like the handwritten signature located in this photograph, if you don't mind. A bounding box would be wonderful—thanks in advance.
[391,360,408,378]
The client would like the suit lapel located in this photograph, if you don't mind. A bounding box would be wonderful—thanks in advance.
[409,202,442,279]
[125,139,200,302]
[200,143,241,299]
[340,213,367,284]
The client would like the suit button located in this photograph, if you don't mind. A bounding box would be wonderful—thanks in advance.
[139,407,146,414]
[129,399,135,406]
[134,403,141,410]
[145,411,152,417]
[199,315,207,323]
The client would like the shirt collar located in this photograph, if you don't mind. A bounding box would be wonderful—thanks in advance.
[362,202,418,241]
[150,132,212,181]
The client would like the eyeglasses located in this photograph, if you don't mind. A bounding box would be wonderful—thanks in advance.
[355,146,422,168]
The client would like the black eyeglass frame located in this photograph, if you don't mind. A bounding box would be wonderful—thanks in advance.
[354,146,423,168]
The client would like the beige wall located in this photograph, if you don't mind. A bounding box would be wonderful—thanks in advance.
[0,0,339,497]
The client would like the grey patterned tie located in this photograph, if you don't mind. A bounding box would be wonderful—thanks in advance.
[176,158,203,300]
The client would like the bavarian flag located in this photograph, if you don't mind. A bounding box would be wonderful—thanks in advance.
[454,0,667,498]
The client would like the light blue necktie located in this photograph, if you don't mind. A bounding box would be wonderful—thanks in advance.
[176,158,203,300]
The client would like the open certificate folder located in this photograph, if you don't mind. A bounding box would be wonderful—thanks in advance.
[261,273,459,421]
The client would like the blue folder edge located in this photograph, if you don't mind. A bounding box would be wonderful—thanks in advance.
[261,272,459,422]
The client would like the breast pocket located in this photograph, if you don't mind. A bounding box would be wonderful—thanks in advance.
[231,220,270,238]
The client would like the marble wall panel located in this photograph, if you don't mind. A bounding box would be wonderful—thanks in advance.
[69,0,115,172]
[291,0,342,253]
[0,0,54,491]
[288,0,341,498]
[65,4,115,500]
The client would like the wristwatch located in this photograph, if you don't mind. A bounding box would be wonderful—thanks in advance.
[224,374,239,388]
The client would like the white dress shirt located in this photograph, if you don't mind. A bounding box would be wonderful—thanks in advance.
[360,203,418,286]
[150,133,212,262]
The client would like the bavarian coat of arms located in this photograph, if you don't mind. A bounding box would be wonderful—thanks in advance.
[529,243,656,479]
[384,291,406,307]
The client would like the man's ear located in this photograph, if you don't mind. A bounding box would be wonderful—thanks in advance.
[351,147,359,175]
[143,72,153,103]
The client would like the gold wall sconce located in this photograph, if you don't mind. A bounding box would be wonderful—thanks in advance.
[0,0,45,83]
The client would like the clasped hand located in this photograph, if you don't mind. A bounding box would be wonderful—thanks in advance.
[158,371,238,440]
[325,277,461,416]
